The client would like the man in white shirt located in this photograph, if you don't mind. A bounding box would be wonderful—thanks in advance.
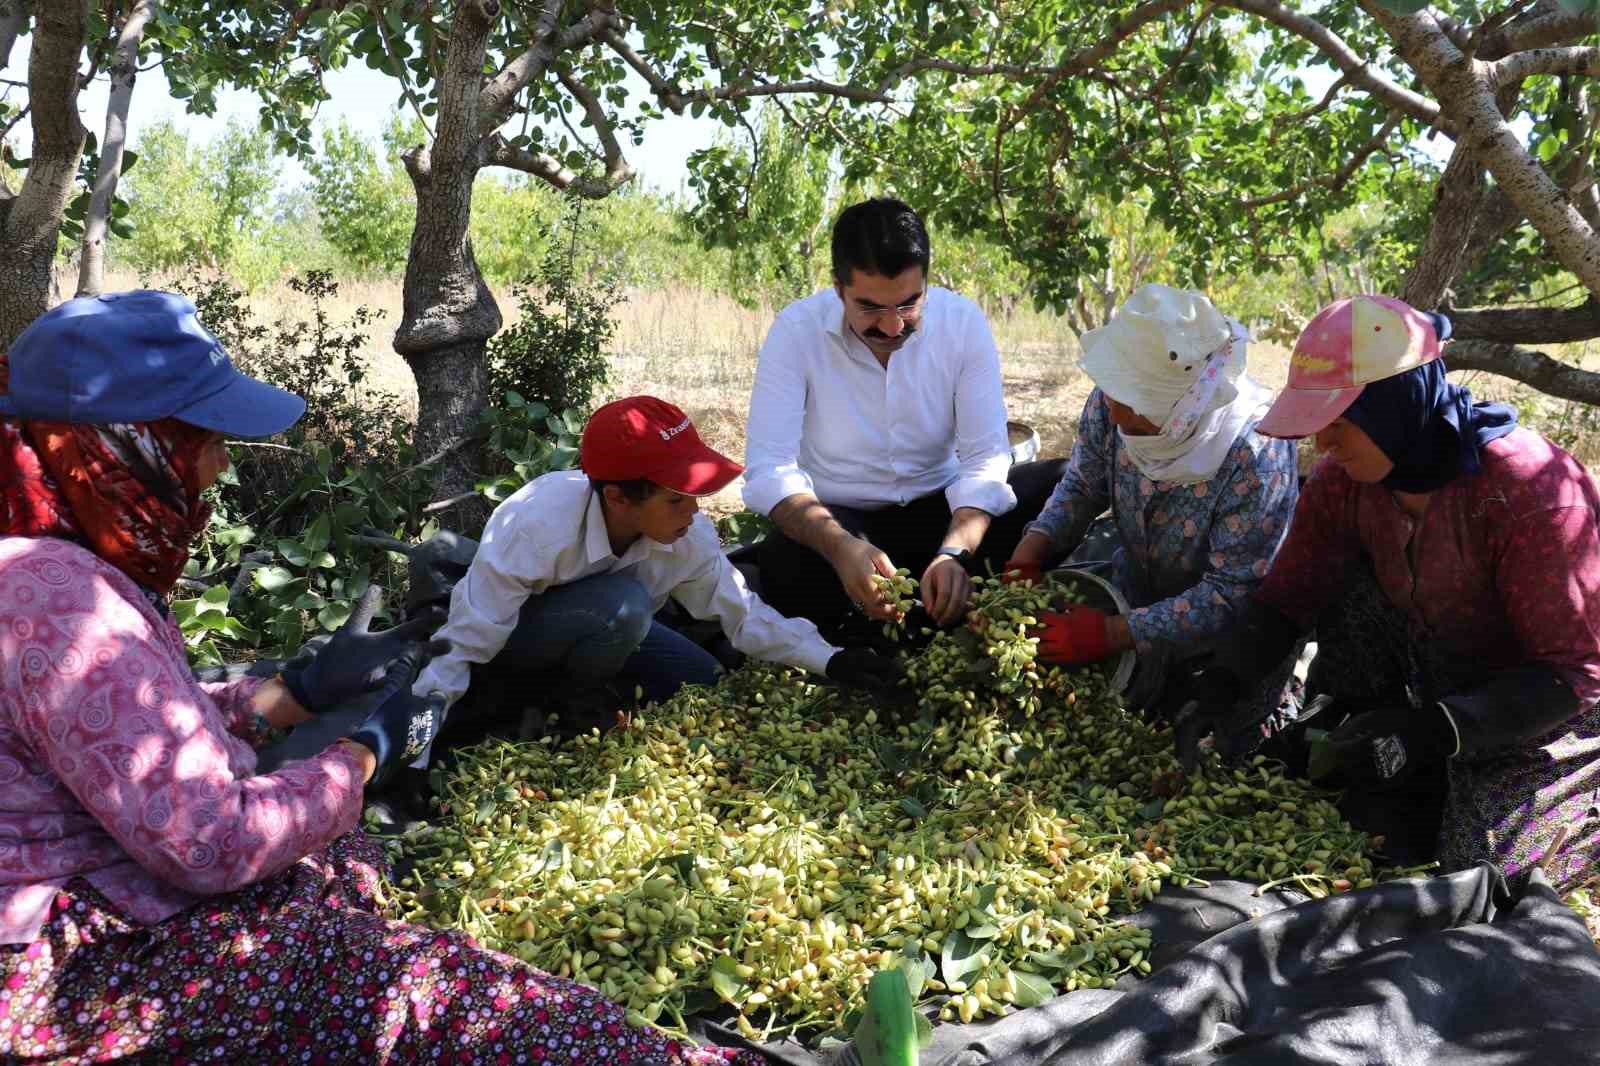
[744,198,1064,639]
[411,396,899,744]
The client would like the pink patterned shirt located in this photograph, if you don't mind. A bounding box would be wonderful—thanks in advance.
[0,536,367,944]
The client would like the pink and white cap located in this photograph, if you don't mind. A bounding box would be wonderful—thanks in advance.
[1256,294,1443,439]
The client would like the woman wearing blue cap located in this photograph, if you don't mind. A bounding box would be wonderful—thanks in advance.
[0,292,761,1063]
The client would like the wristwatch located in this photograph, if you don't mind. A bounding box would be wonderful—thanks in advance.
[935,546,974,572]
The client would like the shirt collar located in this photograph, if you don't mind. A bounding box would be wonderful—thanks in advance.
[824,289,849,340]
[581,487,678,565]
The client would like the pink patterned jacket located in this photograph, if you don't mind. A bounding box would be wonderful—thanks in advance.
[0,536,367,944]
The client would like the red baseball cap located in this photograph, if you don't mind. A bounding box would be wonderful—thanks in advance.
[579,396,743,496]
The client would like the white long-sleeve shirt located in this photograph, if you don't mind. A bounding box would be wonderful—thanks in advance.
[742,286,1016,517]
[412,470,839,713]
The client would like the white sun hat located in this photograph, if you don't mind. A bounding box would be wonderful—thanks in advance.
[1079,283,1237,424]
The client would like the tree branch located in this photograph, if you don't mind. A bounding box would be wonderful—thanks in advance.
[78,0,154,298]
[1490,46,1600,87]
[1477,4,1599,58]
[1239,114,1402,208]
[601,27,686,112]
[1222,0,1446,131]
[1465,0,1540,56]
[1276,71,1351,128]
[1445,338,1600,404]
[1450,298,1600,344]
[482,132,615,197]
[478,2,612,137]
[1367,1,1600,298]
[373,2,434,138]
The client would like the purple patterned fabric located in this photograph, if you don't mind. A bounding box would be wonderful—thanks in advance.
[0,536,368,944]
[1026,390,1300,657]
[0,831,761,1065]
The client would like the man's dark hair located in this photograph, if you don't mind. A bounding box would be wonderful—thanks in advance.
[831,198,930,287]
[590,478,659,503]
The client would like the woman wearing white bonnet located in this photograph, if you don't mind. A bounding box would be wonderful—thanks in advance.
[1003,283,1300,717]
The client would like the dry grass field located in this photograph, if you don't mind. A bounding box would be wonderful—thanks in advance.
[100,267,1600,517]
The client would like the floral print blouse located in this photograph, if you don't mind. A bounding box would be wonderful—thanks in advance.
[1026,390,1300,656]
[0,536,368,945]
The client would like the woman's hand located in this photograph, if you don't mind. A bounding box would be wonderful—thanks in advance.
[1001,531,1053,585]
[337,738,380,784]
[279,586,449,714]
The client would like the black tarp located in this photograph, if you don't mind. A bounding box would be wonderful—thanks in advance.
[696,866,1600,1065]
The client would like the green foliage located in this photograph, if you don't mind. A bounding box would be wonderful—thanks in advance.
[690,107,835,307]
[167,269,418,657]
[120,119,295,287]
[486,196,622,415]
[305,117,416,273]
[476,393,583,504]
[715,510,772,547]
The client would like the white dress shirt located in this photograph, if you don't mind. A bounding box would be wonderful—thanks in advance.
[412,469,839,715]
[742,286,1016,517]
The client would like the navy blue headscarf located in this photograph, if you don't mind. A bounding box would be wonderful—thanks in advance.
[1343,319,1517,493]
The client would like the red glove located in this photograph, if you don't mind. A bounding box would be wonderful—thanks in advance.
[1032,607,1112,665]
[1000,558,1042,585]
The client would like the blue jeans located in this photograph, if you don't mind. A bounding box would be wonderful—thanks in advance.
[496,573,722,703]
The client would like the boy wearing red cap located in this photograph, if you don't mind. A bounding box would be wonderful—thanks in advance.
[1175,296,1600,891]
[411,396,899,738]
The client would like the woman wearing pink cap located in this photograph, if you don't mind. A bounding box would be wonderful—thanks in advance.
[1181,295,1600,889]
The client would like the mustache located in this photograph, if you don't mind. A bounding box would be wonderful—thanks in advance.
[863,322,918,341]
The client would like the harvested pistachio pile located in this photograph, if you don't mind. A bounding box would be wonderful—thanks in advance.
[388,574,1379,1042]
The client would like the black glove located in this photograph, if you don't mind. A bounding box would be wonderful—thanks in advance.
[1166,664,1246,770]
[280,586,449,714]
[826,648,904,693]
[1309,703,1454,787]
[349,685,447,786]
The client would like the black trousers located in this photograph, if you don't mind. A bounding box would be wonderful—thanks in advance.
[757,459,1065,636]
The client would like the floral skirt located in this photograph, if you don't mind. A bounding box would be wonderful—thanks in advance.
[0,831,762,1065]
[1307,563,1600,892]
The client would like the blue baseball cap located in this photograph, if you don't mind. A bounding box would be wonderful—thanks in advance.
[0,290,306,437]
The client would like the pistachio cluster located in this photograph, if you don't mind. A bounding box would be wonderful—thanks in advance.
[388,573,1381,1043]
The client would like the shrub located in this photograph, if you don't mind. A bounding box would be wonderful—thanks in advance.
[486,194,622,415]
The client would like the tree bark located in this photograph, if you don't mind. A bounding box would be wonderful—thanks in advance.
[0,0,87,348]
[1446,338,1600,405]
[1401,143,1488,309]
[77,0,154,298]
[394,0,503,530]
[1366,4,1600,299]
[1454,182,1527,285]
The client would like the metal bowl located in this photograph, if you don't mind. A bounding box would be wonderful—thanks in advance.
[1042,566,1138,695]
[1007,420,1041,465]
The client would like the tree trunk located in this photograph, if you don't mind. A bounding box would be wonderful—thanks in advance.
[0,0,88,346]
[77,0,154,298]
[394,0,503,531]
[1402,138,1488,309]
[1368,4,1600,299]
